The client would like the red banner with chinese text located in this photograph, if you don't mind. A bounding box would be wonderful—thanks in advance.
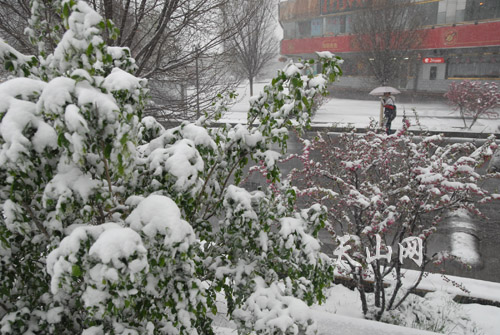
[281,21,500,55]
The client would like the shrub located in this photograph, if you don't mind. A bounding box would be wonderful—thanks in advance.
[444,80,500,129]
[284,120,499,321]
[0,1,343,333]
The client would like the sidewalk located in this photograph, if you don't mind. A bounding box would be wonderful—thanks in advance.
[223,82,500,138]
[313,98,500,138]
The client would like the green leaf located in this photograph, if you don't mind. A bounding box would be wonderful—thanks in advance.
[57,132,69,147]
[118,153,124,175]
[72,265,82,277]
[86,43,94,57]
[105,53,113,64]
[63,3,70,18]
[104,143,112,159]
[120,133,128,146]
[4,60,14,72]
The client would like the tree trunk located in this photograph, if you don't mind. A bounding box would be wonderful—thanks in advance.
[249,76,254,96]
[354,269,369,316]
[102,0,113,44]
[460,106,467,128]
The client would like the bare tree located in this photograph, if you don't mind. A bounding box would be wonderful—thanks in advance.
[223,0,279,96]
[0,0,255,120]
[87,0,255,120]
[350,0,427,86]
[0,1,31,53]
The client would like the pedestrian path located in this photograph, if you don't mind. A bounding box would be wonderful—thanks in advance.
[223,82,500,137]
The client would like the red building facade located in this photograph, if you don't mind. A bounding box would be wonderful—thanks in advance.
[279,0,500,92]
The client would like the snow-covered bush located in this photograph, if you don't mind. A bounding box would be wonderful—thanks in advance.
[444,80,500,129]
[382,291,482,334]
[284,120,499,321]
[0,1,341,334]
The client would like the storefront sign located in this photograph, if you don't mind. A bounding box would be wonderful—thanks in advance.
[281,21,500,55]
[321,0,367,14]
[422,57,445,64]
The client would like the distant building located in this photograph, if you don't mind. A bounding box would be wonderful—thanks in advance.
[279,0,500,92]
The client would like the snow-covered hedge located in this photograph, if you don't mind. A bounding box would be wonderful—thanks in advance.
[0,1,342,334]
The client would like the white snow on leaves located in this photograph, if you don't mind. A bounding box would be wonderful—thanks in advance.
[125,194,195,250]
[233,276,316,335]
[0,79,57,163]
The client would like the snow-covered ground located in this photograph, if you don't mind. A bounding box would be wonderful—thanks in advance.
[217,80,500,334]
[222,82,500,135]
[213,270,500,335]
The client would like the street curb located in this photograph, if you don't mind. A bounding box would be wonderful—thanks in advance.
[205,121,500,139]
[308,124,500,139]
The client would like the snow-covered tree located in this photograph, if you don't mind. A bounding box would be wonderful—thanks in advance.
[0,1,342,334]
[283,120,499,321]
[444,80,500,129]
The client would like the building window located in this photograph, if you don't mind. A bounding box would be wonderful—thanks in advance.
[324,15,346,35]
[311,18,323,37]
[447,54,500,78]
[298,21,311,38]
[283,22,296,39]
[418,1,439,26]
[430,66,437,80]
[465,0,500,21]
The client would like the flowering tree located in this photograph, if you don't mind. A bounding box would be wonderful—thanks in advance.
[0,1,342,334]
[444,80,500,129]
[284,120,499,321]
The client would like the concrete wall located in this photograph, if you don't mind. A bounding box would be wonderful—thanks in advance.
[438,0,467,24]
[330,75,378,90]
[411,63,448,92]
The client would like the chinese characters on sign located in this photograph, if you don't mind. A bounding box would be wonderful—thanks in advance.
[322,42,338,50]
[333,234,423,268]
[422,57,445,64]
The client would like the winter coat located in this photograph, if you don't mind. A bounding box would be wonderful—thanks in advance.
[382,95,396,121]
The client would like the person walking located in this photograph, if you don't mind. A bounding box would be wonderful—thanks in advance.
[382,92,396,134]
